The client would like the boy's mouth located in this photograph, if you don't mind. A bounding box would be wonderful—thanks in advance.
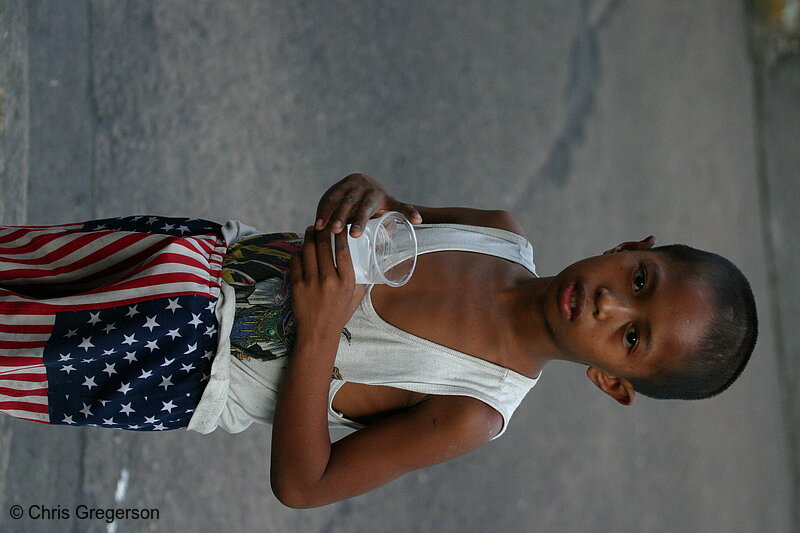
[560,281,586,321]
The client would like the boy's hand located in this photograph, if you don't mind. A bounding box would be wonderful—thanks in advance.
[314,173,423,238]
[290,227,366,339]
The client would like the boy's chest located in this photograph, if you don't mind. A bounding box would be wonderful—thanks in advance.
[331,252,534,425]
[370,251,530,359]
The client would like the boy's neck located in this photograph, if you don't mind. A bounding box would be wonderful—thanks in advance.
[498,275,569,376]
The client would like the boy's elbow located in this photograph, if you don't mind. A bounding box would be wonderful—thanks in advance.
[270,474,321,509]
[271,474,305,508]
[272,488,312,509]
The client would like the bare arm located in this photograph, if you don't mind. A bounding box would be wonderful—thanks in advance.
[272,347,500,508]
[314,173,526,238]
[270,225,502,508]
[412,205,526,236]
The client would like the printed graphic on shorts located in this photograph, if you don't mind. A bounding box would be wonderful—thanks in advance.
[223,233,302,361]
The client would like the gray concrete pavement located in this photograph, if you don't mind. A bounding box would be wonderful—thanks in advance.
[0,1,796,532]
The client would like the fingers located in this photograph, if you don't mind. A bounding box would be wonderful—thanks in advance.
[385,198,421,226]
[349,190,382,238]
[301,227,354,282]
[314,174,418,237]
[329,194,359,234]
[301,226,318,280]
[333,229,355,281]
[289,250,303,283]
[402,203,422,225]
[315,226,336,279]
[315,183,356,232]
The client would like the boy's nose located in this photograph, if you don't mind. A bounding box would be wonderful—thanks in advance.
[594,287,633,321]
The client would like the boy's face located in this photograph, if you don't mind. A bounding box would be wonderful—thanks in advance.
[543,245,715,402]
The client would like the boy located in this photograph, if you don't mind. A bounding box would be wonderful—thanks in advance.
[270,173,757,508]
[0,174,758,509]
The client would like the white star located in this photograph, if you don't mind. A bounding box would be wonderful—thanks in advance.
[152,423,167,431]
[126,305,141,318]
[102,362,117,376]
[60,364,76,374]
[93,223,108,230]
[102,322,117,334]
[63,328,78,339]
[83,357,96,363]
[202,350,214,361]
[120,403,135,415]
[87,311,102,325]
[159,375,174,390]
[101,348,116,356]
[144,415,158,424]
[80,403,93,417]
[180,363,195,373]
[62,414,75,424]
[204,324,217,337]
[131,215,144,222]
[82,375,97,390]
[58,353,73,361]
[143,316,160,331]
[161,400,177,413]
[146,216,159,225]
[128,424,141,429]
[201,373,209,382]
[165,298,183,312]
[188,313,204,328]
[160,223,175,232]
[102,417,115,425]
[145,339,159,352]
[176,225,191,234]
[206,300,216,312]
[185,409,194,414]
[138,369,153,379]
[166,328,181,339]
[100,400,109,406]
[122,333,137,345]
[123,351,138,363]
[78,337,95,351]
[118,382,132,395]
[183,342,198,354]
[160,357,175,367]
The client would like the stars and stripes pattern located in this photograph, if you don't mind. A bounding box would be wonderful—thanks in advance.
[0,215,228,430]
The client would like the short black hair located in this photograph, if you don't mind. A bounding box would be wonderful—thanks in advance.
[627,244,758,400]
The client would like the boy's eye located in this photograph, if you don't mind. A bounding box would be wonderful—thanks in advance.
[625,324,639,350]
[633,266,647,292]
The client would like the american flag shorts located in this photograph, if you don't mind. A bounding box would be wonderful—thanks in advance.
[0,215,228,431]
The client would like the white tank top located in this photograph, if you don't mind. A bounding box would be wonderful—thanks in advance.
[189,222,541,440]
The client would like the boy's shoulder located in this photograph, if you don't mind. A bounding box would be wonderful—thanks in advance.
[484,210,527,239]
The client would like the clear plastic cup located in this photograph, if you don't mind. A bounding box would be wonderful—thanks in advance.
[331,211,418,286]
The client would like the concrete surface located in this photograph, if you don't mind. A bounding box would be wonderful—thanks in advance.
[0,1,796,532]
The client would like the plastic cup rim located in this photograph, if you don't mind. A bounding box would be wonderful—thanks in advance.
[369,211,418,287]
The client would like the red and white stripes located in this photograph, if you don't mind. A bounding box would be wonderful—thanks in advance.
[0,221,227,423]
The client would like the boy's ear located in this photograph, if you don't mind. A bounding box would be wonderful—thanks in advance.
[586,367,636,406]
[602,235,656,255]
